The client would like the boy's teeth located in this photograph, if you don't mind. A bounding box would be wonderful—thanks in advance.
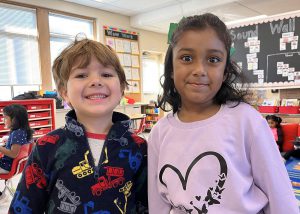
[88,95,106,99]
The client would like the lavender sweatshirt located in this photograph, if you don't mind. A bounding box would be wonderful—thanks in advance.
[148,102,299,214]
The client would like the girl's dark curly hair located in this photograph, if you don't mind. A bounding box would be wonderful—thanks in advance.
[158,13,249,113]
[3,104,33,141]
[266,115,282,128]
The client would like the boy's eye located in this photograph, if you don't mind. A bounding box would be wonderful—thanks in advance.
[181,55,192,62]
[102,73,114,78]
[208,56,221,63]
[74,73,87,78]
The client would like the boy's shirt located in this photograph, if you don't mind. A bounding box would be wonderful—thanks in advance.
[9,110,148,214]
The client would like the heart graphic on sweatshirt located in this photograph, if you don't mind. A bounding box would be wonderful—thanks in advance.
[159,151,227,213]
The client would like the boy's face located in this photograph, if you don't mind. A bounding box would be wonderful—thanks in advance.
[61,55,123,121]
[172,28,227,110]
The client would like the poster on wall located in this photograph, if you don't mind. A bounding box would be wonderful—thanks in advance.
[229,14,300,88]
[103,26,142,101]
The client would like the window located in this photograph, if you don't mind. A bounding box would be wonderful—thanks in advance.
[0,3,40,99]
[142,52,163,94]
[49,13,94,89]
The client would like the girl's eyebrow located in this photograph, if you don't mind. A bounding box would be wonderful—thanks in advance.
[207,49,226,56]
[177,48,226,56]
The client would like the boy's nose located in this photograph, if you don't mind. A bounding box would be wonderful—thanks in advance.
[90,76,103,87]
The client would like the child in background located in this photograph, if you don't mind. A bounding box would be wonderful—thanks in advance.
[9,38,148,213]
[0,104,33,197]
[148,13,298,213]
[266,115,283,152]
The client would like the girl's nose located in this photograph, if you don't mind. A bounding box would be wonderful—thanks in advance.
[192,60,206,76]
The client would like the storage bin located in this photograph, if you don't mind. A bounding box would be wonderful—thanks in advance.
[278,106,300,114]
[29,111,50,119]
[29,120,49,127]
[258,106,278,113]
[27,105,49,110]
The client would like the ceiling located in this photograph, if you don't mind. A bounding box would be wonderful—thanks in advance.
[63,0,300,34]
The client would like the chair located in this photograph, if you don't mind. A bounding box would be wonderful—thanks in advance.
[133,116,146,135]
[0,143,33,196]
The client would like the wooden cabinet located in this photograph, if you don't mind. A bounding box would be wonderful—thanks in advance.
[0,99,56,139]
[142,105,160,132]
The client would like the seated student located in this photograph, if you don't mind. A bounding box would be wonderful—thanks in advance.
[266,115,283,152]
[0,104,33,198]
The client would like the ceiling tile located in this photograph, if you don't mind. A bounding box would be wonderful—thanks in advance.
[111,0,177,13]
[240,0,300,15]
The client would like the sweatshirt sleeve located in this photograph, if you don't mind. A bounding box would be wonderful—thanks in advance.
[134,137,149,213]
[9,143,49,213]
[249,117,299,214]
[148,126,171,214]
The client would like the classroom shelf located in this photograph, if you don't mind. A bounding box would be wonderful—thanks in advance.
[0,99,56,139]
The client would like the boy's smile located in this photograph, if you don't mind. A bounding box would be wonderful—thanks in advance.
[62,55,123,124]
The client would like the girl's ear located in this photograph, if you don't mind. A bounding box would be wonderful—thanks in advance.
[171,72,174,79]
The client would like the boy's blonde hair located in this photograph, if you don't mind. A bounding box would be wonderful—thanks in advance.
[52,38,128,97]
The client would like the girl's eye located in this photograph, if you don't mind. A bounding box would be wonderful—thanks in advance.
[208,56,221,63]
[181,55,192,62]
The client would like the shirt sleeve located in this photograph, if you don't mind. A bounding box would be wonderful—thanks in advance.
[10,129,27,145]
[9,142,49,213]
[148,127,171,213]
[249,117,299,214]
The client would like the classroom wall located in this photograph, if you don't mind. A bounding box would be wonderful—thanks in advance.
[7,0,169,54]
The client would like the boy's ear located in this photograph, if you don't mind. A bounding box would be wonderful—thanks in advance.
[60,88,68,102]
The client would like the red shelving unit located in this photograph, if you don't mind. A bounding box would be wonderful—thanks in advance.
[0,99,56,139]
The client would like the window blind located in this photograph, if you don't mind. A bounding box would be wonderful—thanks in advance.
[0,3,40,85]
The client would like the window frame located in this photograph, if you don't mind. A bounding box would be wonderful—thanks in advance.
[0,0,96,100]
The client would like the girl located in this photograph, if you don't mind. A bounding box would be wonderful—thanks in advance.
[266,115,283,152]
[0,104,33,173]
[0,104,33,197]
[148,13,298,213]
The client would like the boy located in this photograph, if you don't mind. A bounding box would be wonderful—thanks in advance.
[9,38,148,213]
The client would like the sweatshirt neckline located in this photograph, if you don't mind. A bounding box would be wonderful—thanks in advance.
[168,104,226,129]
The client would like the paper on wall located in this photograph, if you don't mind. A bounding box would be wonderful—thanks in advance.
[131,42,139,54]
[131,68,140,80]
[115,39,124,52]
[106,37,115,50]
[123,40,131,53]
[124,67,132,79]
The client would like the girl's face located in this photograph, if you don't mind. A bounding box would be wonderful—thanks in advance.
[3,114,12,129]
[267,119,277,128]
[172,28,227,110]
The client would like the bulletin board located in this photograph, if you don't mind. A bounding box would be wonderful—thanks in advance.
[103,26,141,102]
[229,13,300,88]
